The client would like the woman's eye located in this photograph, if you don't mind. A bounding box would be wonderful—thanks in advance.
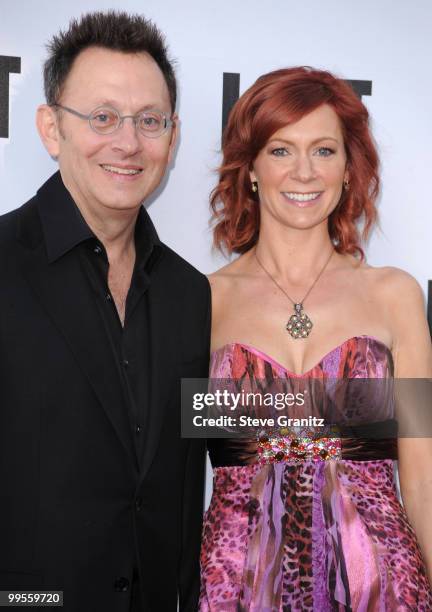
[271,147,289,157]
[315,147,335,157]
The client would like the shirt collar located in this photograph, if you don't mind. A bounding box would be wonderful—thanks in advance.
[36,171,163,266]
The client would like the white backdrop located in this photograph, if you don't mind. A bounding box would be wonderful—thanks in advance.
[1,0,431,505]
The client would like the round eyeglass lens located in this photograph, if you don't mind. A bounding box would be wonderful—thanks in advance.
[89,108,119,134]
[138,111,165,136]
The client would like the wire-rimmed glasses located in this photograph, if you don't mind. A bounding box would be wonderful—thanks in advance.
[52,104,174,138]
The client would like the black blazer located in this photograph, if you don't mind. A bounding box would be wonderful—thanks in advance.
[0,173,210,612]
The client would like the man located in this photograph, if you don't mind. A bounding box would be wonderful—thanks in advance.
[0,11,209,612]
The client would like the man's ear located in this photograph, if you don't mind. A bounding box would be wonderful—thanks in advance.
[167,112,179,164]
[36,104,61,160]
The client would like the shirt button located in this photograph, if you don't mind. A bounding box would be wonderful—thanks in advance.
[135,497,143,512]
[135,425,141,434]
[93,245,102,254]
[114,577,130,592]
[122,359,129,368]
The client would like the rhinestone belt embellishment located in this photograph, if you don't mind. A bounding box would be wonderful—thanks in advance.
[257,430,341,464]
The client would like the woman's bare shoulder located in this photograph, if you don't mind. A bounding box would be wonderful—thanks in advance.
[207,253,251,292]
[367,265,427,344]
[365,265,424,302]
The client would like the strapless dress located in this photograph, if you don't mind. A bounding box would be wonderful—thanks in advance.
[199,336,432,611]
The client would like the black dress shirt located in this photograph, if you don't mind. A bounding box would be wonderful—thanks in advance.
[38,186,162,461]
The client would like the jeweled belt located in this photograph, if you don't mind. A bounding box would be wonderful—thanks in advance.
[208,419,398,467]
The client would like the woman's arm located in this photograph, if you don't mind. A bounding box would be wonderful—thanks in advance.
[386,269,432,583]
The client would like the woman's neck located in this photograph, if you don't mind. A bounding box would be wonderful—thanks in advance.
[254,222,335,285]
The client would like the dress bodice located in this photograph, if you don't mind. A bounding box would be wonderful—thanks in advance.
[210,335,393,379]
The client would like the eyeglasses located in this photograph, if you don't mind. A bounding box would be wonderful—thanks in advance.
[52,104,174,138]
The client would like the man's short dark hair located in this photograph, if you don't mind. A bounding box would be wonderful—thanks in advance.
[43,11,177,111]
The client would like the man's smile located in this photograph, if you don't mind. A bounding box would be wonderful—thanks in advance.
[100,163,143,176]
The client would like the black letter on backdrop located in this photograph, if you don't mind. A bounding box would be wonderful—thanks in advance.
[345,79,372,99]
[222,73,240,136]
[0,55,21,138]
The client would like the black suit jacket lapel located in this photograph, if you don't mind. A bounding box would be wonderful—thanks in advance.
[16,197,138,472]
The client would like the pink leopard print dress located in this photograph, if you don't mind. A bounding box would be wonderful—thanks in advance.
[199,336,432,611]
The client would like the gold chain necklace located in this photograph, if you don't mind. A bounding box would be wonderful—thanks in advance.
[254,248,334,339]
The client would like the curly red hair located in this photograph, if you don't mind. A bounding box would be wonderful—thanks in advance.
[211,66,379,257]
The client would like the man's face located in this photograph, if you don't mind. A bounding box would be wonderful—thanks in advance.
[42,47,177,218]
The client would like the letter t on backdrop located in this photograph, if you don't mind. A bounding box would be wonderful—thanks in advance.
[0,55,21,139]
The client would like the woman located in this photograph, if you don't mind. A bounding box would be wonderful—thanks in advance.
[199,67,432,610]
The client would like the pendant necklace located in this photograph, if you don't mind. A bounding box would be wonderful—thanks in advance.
[254,248,334,339]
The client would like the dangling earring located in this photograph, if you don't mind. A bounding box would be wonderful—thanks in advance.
[343,178,350,190]
[251,181,258,193]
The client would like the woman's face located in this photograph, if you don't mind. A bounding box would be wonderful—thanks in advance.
[250,104,348,232]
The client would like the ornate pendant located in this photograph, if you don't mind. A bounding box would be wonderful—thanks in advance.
[286,303,313,339]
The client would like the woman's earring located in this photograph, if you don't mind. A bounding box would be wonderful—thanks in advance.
[343,178,350,190]
[251,181,258,193]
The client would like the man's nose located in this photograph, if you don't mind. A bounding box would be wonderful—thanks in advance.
[110,117,142,155]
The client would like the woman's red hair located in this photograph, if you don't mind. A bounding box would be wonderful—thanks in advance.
[211,66,379,257]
